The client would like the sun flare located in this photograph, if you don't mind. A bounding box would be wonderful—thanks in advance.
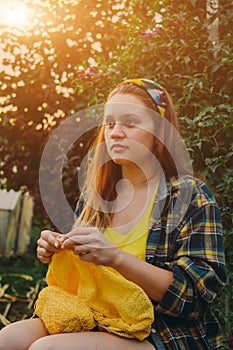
[0,0,30,30]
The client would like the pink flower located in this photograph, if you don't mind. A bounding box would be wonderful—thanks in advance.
[78,67,97,80]
[138,31,154,39]
[117,66,123,71]
[88,67,96,76]
[138,29,162,39]
[155,28,162,35]
[78,72,86,80]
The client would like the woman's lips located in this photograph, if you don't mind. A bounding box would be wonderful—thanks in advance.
[111,143,128,152]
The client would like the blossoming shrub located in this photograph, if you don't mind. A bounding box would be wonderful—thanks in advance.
[70,1,233,346]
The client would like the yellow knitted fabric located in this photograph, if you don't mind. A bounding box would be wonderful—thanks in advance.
[34,249,154,340]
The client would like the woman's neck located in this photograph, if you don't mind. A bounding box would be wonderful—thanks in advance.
[121,164,160,188]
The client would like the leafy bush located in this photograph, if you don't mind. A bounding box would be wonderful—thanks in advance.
[0,0,232,345]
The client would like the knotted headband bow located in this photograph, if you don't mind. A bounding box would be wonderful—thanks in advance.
[116,78,167,117]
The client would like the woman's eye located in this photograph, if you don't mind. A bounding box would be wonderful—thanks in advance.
[105,120,115,128]
[104,117,138,128]
[124,119,137,127]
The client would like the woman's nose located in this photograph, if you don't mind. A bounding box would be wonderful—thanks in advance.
[110,122,125,138]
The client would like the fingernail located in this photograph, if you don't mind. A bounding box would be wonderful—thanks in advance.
[54,241,59,248]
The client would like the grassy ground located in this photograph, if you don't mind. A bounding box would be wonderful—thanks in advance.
[0,225,48,328]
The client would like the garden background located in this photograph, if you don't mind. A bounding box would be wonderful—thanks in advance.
[0,0,232,348]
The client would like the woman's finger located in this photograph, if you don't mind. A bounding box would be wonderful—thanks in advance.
[72,244,90,255]
[38,230,64,250]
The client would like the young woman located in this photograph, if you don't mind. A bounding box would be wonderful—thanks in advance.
[0,79,226,350]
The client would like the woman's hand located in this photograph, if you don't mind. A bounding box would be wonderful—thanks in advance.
[37,230,64,264]
[61,227,119,266]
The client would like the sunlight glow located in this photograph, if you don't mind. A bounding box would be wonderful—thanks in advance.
[0,0,30,30]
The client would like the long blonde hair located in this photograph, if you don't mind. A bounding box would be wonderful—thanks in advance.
[74,82,185,229]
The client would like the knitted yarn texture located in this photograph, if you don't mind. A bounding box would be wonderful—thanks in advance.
[34,249,154,340]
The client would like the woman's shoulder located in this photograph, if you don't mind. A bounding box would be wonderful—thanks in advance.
[168,175,217,206]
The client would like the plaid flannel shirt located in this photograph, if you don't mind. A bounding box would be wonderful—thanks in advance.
[75,175,226,349]
[146,175,226,349]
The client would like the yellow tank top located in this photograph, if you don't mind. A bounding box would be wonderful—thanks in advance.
[104,186,158,261]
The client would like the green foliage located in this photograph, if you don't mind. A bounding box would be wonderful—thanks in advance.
[0,225,47,328]
[71,0,233,344]
[0,0,232,344]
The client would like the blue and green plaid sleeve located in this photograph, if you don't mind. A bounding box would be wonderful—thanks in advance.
[154,179,226,319]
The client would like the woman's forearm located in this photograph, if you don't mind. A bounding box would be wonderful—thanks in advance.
[110,248,173,302]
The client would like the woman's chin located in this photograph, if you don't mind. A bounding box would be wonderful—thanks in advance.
[112,157,131,165]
